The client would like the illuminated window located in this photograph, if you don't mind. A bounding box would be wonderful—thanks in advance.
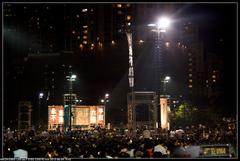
[79,44,83,48]
[99,42,103,48]
[91,44,94,47]
[83,30,88,34]
[126,4,131,7]
[90,47,94,50]
[83,25,88,28]
[111,40,115,45]
[83,36,88,39]
[127,15,131,21]
[212,75,216,79]
[206,80,208,83]
[72,30,76,34]
[213,79,216,82]
[97,37,100,41]
[189,79,192,82]
[127,22,131,26]
[139,40,144,44]
[83,41,87,44]
[213,70,216,73]
[76,14,79,18]
[118,11,122,15]
[189,74,192,77]
[188,85,193,88]
[77,36,80,39]
[165,42,170,48]
[117,4,122,8]
[82,8,88,12]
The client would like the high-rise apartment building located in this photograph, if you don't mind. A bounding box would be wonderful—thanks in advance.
[205,53,224,104]
[22,4,60,54]
[180,22,206,100]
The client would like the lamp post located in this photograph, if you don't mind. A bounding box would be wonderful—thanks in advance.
[148,17,170,95]
[38,92,44,130]
[66,74,76,131]
[162,76,171,95]
[104,93,109,127]
[76,99,82,104]
[100,93,109,127]
[148,17,171,130]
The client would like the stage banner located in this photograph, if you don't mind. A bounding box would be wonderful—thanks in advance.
[126,32,134,88]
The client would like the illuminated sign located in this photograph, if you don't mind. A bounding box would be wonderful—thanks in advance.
[48,105,64,130]
[59,109,64,123]
[97,107,104,125]
[160,98,169,129]
[90,107,97,124]
[73,107,90,125]
[126,32,134,88]
[72,106,105,127]
[201,146,230,157]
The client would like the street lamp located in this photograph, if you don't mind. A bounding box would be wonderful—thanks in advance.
[38,92,44,129]
[105,93,109,99]
[148,17,171,94]
[66,74,77,131]
[103,93,110,128]
[76,99,82,104]
[157,17,170,31]
[162,76,171,95]
[148,18,171,130]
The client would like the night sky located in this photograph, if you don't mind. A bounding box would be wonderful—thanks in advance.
[2,2,237,128]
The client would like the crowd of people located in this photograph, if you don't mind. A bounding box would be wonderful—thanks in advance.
[3,119,237,159]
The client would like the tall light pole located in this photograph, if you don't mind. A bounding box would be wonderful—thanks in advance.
[162,76,171,95]
[66,74,76,131]
[148,17,171,129]
[100,93,109,128]
[104,93,109,127]
[38,92,44,130]
[148,16,170,95]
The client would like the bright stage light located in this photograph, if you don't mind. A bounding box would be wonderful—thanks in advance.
[165,76,171,81]
[157,17,170,29]
[71,74,77,79]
